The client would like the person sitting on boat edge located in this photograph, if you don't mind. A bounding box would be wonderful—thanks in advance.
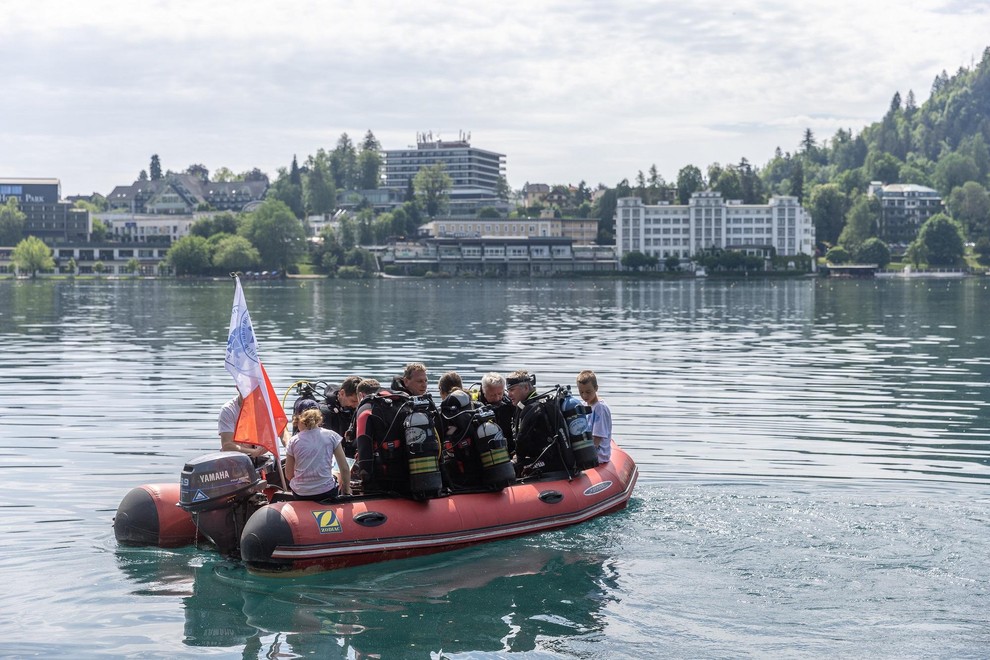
[576,369,612,464]
[218,392,267,458]
[507,370,568,477]
[285,399,352,501]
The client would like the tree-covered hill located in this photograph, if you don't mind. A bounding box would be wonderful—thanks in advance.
[757,46,990,252]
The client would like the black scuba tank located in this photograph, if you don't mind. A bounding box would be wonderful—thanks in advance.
[560,391,598,470]
[404,396,443,497]
[472,407,516,488]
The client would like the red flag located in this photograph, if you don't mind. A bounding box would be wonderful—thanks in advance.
[233,364,288,459]
[225,277,287,461]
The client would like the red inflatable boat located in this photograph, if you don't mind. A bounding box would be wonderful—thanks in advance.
[114,443,638,574]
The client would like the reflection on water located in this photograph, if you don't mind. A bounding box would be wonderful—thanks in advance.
[116,540,615,658]
[3,277,990,657]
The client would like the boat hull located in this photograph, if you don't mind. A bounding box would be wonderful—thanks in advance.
[113,483,202,547]
[240,444,638,574]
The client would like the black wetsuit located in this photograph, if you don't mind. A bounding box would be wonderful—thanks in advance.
[322,390,356,457]
[479,393,515,454]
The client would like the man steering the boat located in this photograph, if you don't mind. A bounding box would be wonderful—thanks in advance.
[217,392,268,458]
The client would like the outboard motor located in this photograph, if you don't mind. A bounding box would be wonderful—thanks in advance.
[178,451,268,557]
[560,389,598,470]
[472,407,516,489]
[404,396,443,498]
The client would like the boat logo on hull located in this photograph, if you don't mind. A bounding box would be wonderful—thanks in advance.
[583,481,612,496]
[313,510,342,534]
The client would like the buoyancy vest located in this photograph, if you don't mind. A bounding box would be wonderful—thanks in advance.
[355,391,443,498]
[355,391,411,492]
[441,392,514,490]
[513,392,572,476]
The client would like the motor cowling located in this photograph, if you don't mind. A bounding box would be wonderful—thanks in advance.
[560,394,598,470]
[405,396,443,498]
[178,451,267,558]
[179,451,263,513]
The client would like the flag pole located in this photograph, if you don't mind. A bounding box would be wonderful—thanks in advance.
[226,273,289,491]
[261,364,289,490]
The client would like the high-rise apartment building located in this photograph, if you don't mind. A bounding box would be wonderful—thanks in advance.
[383,132,506,214]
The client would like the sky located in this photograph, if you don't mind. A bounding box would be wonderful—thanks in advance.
[2,0,989,197]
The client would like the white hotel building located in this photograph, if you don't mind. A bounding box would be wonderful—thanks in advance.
[616,191,815,262]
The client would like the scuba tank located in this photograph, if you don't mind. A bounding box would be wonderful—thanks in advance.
[559,388,598,470]
[404,396,443,498]
[472,407,516,488]
[355,392,410,494]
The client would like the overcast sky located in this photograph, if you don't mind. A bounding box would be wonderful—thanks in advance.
[2,0,988,197]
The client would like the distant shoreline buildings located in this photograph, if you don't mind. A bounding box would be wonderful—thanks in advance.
[867,182,943,245]
[2,133,829,276]
[0,178,89,243]
[383,131,508,215]
[615,192,815,261]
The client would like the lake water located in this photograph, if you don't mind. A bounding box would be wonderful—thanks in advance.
[1,276,989,658]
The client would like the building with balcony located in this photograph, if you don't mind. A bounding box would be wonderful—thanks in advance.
[94,212,198,244]
[0,178,90,244]
[552,217,598,244]
[615,192,814,264]
[422,216,553,239]
[379,236,616,276]
[868,182,943,244]
[0,243,172,276]
[383,132,507,215]
[420,215,599,244]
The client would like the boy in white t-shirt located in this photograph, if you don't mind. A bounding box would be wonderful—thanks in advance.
[576,370,612,464]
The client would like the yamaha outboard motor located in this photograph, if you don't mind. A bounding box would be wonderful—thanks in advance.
[178,451,268,557]
[472,407,516,488]
[404,396,443,498]
[560,388,598,470]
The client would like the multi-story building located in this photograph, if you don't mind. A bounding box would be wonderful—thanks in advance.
[106,172,268,215]
[51,244,171,275]
[0,178,90,244]
[552,217,598,244]
[379,236,616,276]
[383,132,506,215]
[422,216,554,239]
[521,183,550,206]
[94,213,198,244]
[421,215,598,244]
[0,243,172,276]
[868,182,942,244]
[615,191,814,263]
[101,172,269,243]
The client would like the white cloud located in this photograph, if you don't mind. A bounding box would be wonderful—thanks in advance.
[1,0,987,194]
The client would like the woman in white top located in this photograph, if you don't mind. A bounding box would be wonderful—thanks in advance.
[285,400,352,501]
